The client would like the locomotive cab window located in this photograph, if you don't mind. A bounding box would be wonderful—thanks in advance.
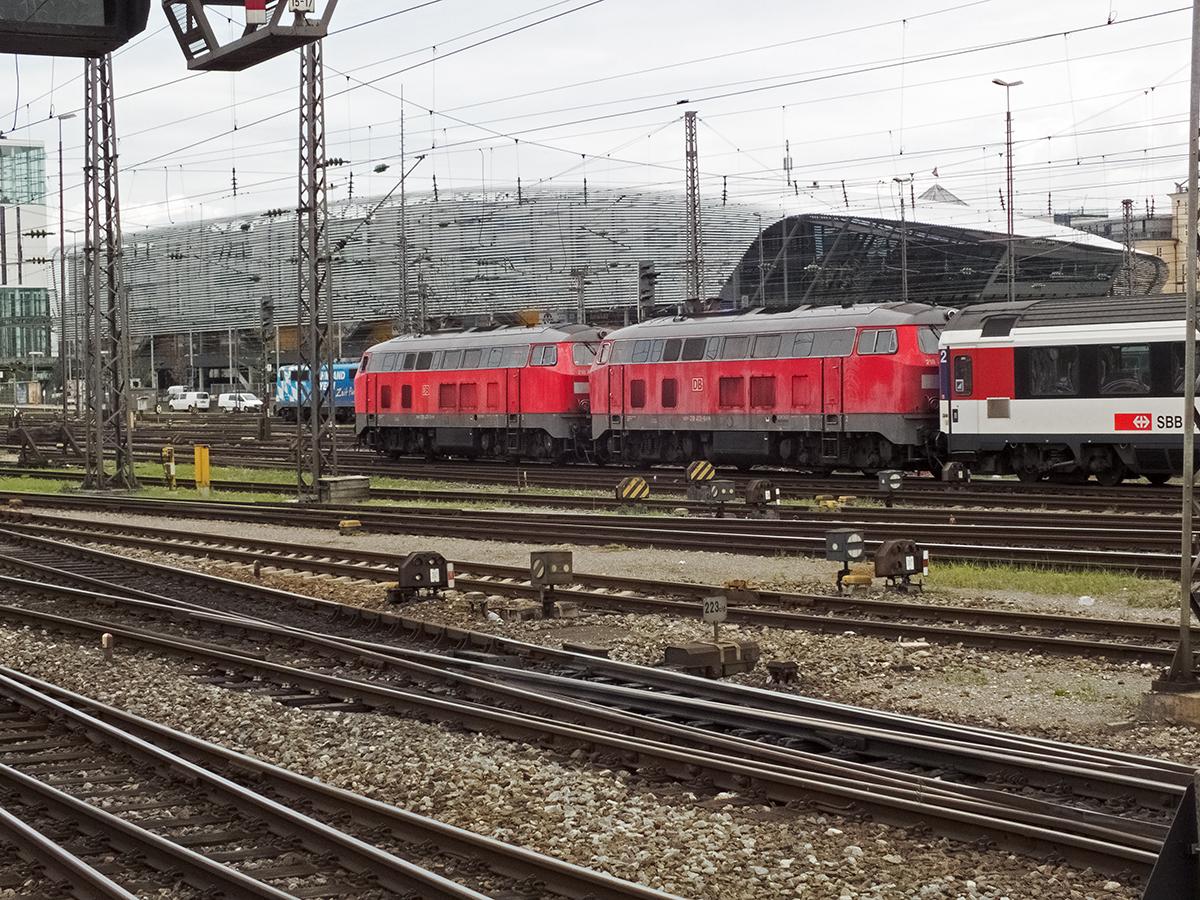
[1099,344,1150,395]
[813,328,856,357]
[631,340,653,364]
[360,354,372,373]
[917,327,941,355]
[953,355,972,396]
[858,329,898,355]
[573,342,599,366]
[597,342,612,365]
[501,345,528,367]
[381,353,396,372]
[789,332,815,358]
[531,345,558,366]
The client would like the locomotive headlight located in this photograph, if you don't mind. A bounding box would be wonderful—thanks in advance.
[577,398,591,413]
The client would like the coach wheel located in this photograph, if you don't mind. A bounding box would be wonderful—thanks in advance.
[1015,466,1041,483]
[1145,472,1171,486]
[1094,462,1126,488]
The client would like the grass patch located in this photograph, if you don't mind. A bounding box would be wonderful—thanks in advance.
[934,561,1178,609]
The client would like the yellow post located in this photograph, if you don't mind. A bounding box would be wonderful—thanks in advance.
[194,445,210,498]
[161,446,176,491]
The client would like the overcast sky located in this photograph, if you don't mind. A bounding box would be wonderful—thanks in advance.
[0,1,1193,235]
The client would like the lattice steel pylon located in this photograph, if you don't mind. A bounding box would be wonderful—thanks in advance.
[684,110,703,301]
[82,53,139,491]
[296,38,337,497]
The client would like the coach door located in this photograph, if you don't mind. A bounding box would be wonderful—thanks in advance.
[821,357,844,460]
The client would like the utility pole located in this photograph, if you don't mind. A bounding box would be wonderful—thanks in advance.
[993,78,1023,303]
[684,110,703,302]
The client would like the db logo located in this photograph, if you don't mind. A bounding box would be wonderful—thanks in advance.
[691,377,704,392]
[422,385,430,396]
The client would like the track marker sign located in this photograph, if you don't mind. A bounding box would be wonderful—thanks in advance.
[1115,413,1152,431]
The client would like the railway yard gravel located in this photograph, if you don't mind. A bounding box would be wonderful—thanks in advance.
[3,508,1197,899]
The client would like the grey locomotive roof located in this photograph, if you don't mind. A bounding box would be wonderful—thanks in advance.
[942,294,1188,333]
[603,303,955,341]
[366,323,603,355]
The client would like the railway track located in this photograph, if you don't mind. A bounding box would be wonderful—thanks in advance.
[0,512,1187,663]
[0,549,1177,883]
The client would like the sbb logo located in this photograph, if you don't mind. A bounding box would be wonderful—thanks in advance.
[1114,413,1152,431]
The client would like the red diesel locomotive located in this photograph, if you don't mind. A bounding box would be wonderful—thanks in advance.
[589,303,953,469]
[355,323,604,460]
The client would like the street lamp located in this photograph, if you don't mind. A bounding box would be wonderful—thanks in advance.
[993,78,1023,303]
[893,176,913,303]
[64,228,82,416]
[56,112,76,420]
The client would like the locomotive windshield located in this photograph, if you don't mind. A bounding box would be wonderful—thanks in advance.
[572,342,599,366]
[917,326,941,355]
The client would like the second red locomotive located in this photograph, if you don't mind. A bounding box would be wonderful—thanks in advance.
[589,302,953,470]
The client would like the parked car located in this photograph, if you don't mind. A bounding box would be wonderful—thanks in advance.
[167,391,210,412]
[217,392,264,412]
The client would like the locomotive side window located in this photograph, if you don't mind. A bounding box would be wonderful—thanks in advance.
[402,353,416,371]
[415,351,434,371]
[1099,344,1150,395]
[573,342,599,366]
[953,355,972,396]
[401,384,413,409]
[662,378,678,408]
[858,329,898,355]
[441,349,462,370]
[360,355,371,373]
[917,326,941,355]
[663,338,682,362]
[597,342,612,365]
[501,345,528,367]
[632,340,653,364]
[462,348,482,369]
[381,352,396,372]
[681,337,707,361]
[610,342,633,364]
[813,328,856,357]
[752,334,781,358]
[1029,346,1079,396]
[705,337,721,361]
[630,379,646,408]
[722,335,750,359]
[789,332,815,358]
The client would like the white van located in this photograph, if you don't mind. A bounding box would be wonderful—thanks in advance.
[168,391,210,411]
[217,392,263,412]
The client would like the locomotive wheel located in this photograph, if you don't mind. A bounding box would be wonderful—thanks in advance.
[1094,462,1126,487]
[1015,466,1042,483]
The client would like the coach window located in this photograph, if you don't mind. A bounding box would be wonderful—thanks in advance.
[1099,344,1150,395]
[401,384,413,409]
[1170,343,1200,393]
[722,335,751,359]
[630,379,646,408]
[662,378,678,408]
[953,355,972,396]
[753,334,782,358]
[462,348,482,369]
[858,329,898,355]
[790,332,815,358]
[663,338,682,362]
[1029,346,1079,396]
[681,337,707,360]
[632,340,653,364]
